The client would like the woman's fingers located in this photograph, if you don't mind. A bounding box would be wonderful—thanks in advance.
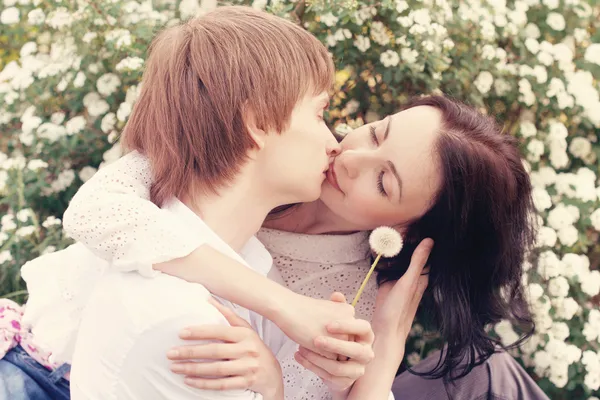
[183,376,255,391]
[171,359,258,377]
[296,348,365,380]
[405,239,434,282]
[326,319,374,345]
[167,342,249,360]
[313,336,375,364]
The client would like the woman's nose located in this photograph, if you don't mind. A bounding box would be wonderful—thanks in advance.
[339,149,373,180]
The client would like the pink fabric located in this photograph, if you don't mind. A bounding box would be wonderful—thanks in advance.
[0,299,60,371]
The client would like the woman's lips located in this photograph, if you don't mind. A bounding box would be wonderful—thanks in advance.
[326,163,342,193]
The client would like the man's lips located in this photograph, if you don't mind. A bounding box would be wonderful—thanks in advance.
[326,163,342,192]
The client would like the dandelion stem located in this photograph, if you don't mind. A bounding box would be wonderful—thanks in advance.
[351,254,381,307]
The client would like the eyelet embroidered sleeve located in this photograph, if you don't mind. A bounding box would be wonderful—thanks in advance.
[62,151,203,277]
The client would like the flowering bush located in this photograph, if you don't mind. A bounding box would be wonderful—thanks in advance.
[0,0,598,398]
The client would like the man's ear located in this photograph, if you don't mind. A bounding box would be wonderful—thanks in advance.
[244,106,267,149]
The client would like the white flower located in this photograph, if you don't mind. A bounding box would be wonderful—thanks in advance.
[37,123,66,142]
[1,214,16,232]
[584,44,600,65]
[474,71,494,94]
[354,36,370,52]
[46,7,73,29]
[557,225,578,247]
[538,250,562,279]
[519,121,537,138]
[369,227,403,257]
[518,79,535,106]
[0,250,12,264]
[568,137,592,159]
[371,22,390,46]
[380,50,400,68]
[117,102,132,122]
[396,0,409,13]
[97,73,121,97]
[50,112,65,125]
[65,116,86,135]
[580,270,600,297]
[527,283,544,303]
[495,320,519,346]
[561,253,589,280]
[526,139,544,162]
[16,208,33,223]
[73,71,86,88]
[493,79,511,96]
[549,321,570,341]
[41,246,56,255]
[102,143,123,165]
[179,0,200,18]
[115,57,144,72]
[532,188,552,211]
[27,8,44,25]
[27,159,48,171]
[400,48,418,64]
[16,225,36,238]
[105,29,132,49]
[548,276,569,298]
[20,42,37,58]
[532,65,547,84]
[78,166,97,182]
[536,226,556,246]
[83,93,109,117]
[533,350,552,372]
[542,0,559,8]
[524,38,539,54]
[41,216,61,228]
[573,28,589,43]
[1,7,19,24]
[554,296,579,320]
[320,12,338,27]
[524,23,540,38]
[99,112,116,134]
[589,208,600,231]
[547,204,579,230]
[82,32,98,44]
[50,169,75,192]
[546,12,565,31]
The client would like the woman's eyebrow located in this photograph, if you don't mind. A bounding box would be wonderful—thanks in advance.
[384,117,392,140]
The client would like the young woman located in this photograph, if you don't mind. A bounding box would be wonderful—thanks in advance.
[55,97,547,399]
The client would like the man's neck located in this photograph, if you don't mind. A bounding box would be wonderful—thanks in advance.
[183,169,278,252]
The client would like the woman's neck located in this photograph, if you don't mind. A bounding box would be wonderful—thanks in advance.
[263,200,360,235]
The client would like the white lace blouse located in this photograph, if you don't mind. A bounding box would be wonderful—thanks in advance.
[23,152,390,400]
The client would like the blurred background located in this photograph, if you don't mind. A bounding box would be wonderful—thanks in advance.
[0,0,599,398]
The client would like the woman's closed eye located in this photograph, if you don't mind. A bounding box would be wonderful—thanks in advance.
[377,171,387,196]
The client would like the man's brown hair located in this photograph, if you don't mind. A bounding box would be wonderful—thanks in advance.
[122,6,335,206]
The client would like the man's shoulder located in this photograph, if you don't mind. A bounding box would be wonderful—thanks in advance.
[88,272,218,332]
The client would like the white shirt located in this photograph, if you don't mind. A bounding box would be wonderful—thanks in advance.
[69,198,276,399]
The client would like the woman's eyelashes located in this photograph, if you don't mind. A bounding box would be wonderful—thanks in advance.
[377,171,387,196]
[369,126,379,145]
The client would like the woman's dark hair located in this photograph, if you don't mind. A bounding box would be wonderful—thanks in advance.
[376,95,537,380]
